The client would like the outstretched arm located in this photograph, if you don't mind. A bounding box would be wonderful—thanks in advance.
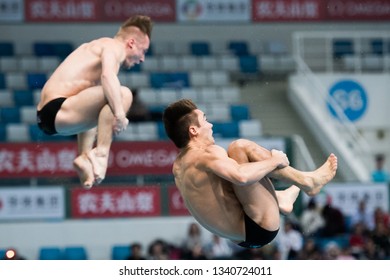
[200,145,289,186]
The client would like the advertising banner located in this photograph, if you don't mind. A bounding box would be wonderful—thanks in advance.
[302,182,389,216]
[25,0,175,22]
[177,0,251,22]
[0,141,178,178]
[326,0,390,21]
[0,186,65,220]
[252,0,326,22]
[168,185,190,216]
[70,185,161,218]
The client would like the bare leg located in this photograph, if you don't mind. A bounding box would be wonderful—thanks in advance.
[228,139,338,197]
[88,104,113,184]
[73,128,96,189]
[88,87,133,184]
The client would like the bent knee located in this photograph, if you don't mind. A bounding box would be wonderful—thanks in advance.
[228,139,251,153]
[120,86,133,108]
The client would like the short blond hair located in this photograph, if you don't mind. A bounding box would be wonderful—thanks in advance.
[117,15,153,39]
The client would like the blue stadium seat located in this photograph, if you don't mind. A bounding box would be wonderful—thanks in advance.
[190,42,210,56]
[0,73,5,89]
[111,245,131,260]
[0,107,20,123]
[63,246,88,260]
[39,247,63,260]
[157,121,168,139]
[228,41,249,56]
[333,39,354,59]
[13,90,34,106]
[0,42,14,56]
[231,105,250,121]
[0,248,6,259]
[33,42,73,59]
[213,122,239,138]
[150,72,189,89]
[29,124,74,142]
[0,124,6,141]
[239,56,259,73]
[27,73,47,89]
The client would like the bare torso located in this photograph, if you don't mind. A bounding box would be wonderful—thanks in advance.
[173,147,246,241]
[37,37,123,110]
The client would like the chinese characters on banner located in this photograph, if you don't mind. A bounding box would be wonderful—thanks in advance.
[0,187,65,220]
[70,186,161,218]
[0,141,178,178]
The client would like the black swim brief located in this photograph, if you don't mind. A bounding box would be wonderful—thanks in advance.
[238,213,279,249]
[37,97,66,135]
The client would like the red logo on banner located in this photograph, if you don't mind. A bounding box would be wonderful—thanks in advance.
[25,0,101,22]
[168,185,190,216]
[70,186,161,218]
[0,141,178,178]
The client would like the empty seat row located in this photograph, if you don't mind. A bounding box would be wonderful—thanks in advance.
[0,56,60,72]
[0,72,47,90]
[1,40,288,57]
[137,86,240,105]
[333,38,390,59]
[116,119,262,141]
[0,41,73,58]
[39,246,87,260]
[0,123,74,142]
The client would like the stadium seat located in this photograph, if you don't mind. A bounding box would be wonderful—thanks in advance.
[0,90,13,107]
[19,56,39,72]
[20,106,37,124]
[213,122,239,138]
[39,247,63,260]
[111,245,131,260]
[0,107,20,123]
[128,73,150,88]
[63,246,88,260]
[0,124,6,141]
[179,56,199,71]
[38,56,60,72]
[218,55,239,71]
[189,71,208,87]
[199,56,218,70]
[6,123,30,142]
[190,41,210,56]
[157,121,168,139]
[27,73,47,89]
[0,42,14,56]
[0,57,18,72]
[33,42,73,59]
[239,56,259,73]
[0,73,5,89]
[160,56,180,71]
[228,41,249,56]
[14,90,34,106]
[333,39,354,59]
[29,124,74,142]
[231,105,250,121]
[239,119,262,138]
[5,73,27,89]
[150,72,189,89]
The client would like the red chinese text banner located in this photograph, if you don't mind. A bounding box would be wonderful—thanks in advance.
[70,186,161,218]
[24,0,176,22]
[0,141,178,178]
[252,0,390,22]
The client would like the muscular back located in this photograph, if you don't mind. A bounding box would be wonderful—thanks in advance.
[173,147,245,241]
[38,37,123,109]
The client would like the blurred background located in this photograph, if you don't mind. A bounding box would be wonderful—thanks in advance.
[0,0,389,260]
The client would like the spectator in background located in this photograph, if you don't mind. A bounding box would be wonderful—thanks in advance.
[320,196,346,237]
[300,198,325,237]
[147,239,169,260]
[276,219,304,260]
[126,242,146,260]
[181,222,205,259]
[2,248,25,260]
[126,89,151,122]
[371,154,390,183]
[350,199,375,231]
[204,235,234,260]
[370,221,390,258]
[297,238,322,260]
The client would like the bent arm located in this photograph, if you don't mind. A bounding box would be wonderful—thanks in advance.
[100,46,126,119]
[202,145,282,186]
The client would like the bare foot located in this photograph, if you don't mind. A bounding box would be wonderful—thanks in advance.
[73,155,95,189]
[88,148,108,185]
[301,153,338,196]
[276,185,300,215]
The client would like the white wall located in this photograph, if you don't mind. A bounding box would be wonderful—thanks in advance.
[0,216,214,260]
